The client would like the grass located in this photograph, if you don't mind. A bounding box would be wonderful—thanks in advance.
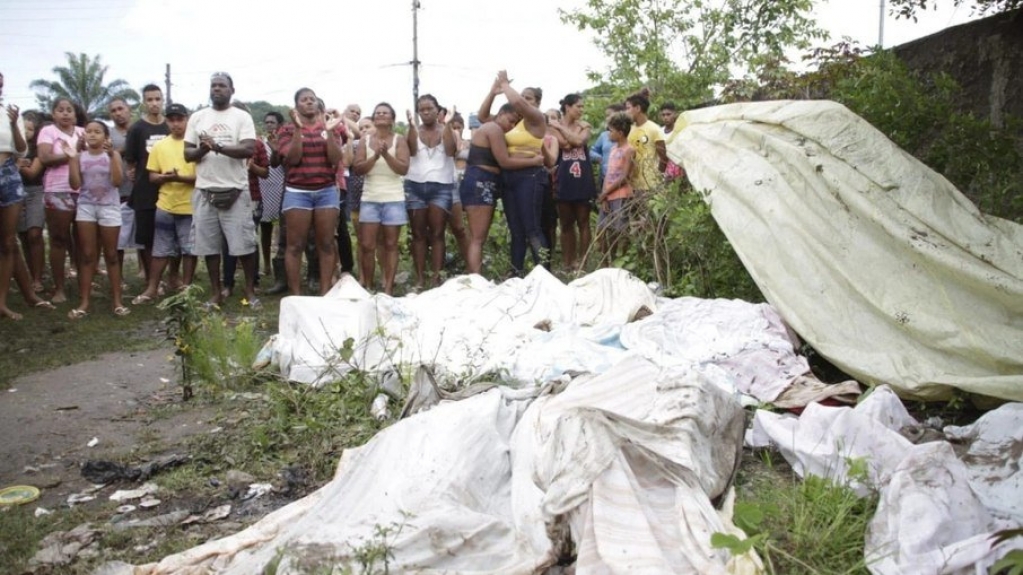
[728,448,878,575]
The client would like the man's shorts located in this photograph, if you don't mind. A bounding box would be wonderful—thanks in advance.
[404,180,453,211]
[458,166,501,207]
[117,202,142,250]
[0,158,25,208]
[152,208,194,258]
[76,202,122,227]
[597,198,629,233]
[359,201,408,226]
[192,188,258,257]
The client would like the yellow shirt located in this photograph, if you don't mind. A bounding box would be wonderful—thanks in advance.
[627,120,664,191]
[146,136,195,215]
[505,120,543,156]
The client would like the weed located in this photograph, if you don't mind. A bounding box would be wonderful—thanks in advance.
[721,450,878,574]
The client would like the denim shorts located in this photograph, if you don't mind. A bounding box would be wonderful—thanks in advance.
[458,166,501,207]
[0,158,25,208]
[76,202,122,227]
[404,180,453,211]
[359,201,408,225]
[281,185,340,212]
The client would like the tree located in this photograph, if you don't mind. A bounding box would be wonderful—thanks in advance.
[559,0,827,109]
[888,0,1021,20]
[30,52,139,119]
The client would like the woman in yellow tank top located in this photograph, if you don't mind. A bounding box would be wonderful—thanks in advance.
[477,71,555,276]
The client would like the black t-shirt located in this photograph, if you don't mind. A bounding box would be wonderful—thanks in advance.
[124,119,169,210]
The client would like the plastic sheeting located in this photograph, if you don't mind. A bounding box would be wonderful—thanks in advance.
[748,388,1023,574]
[108,356,760,574]
[669,100,1023,402]
[274,267,814,406]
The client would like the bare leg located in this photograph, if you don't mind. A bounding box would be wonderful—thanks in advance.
[0,203,23,320]
[205,255,224,305]
[426,203,447,286]
[381,225,401,295]
[358,221,380,291]
[464,205,495,276]
[72,220,99,315]
[314,207,339,295]
[284,207,312,296]
[45,208,75,303]
[447,201,468,267]
[409,208,428,288]
[557,202,577,270]
[99,225,125,311]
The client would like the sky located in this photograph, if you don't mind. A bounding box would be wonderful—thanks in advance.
[0,0,982,119]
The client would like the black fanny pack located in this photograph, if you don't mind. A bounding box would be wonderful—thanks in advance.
[205,187,242,209]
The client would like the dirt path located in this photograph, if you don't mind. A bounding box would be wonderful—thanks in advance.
[0,348,218,508]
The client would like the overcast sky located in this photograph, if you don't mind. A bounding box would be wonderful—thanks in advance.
[1,0,980,118]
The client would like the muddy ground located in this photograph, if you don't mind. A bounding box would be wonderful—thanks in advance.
[0,348,217,509]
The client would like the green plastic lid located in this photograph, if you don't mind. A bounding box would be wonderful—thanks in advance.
[0,485,41,506]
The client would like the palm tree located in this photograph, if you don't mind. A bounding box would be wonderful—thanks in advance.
[30,52,140,119]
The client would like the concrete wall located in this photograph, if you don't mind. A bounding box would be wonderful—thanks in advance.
[893,9,1022,130]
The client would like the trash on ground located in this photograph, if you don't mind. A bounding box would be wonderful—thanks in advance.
[109,482,159,502]
[81,454,189,484]
[0,484,41,506]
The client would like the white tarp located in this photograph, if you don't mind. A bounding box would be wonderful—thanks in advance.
[748,387,1023,574]
[108,356,761,574]
[274,267,815,406]
[669,100,1023,402]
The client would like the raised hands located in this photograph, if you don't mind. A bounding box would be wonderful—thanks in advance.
[5,104,19,125]
[324,109,343,131]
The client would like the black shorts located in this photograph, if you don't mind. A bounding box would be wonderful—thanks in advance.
[134,208,156,248]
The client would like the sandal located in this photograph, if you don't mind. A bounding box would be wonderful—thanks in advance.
[132,293,155,306]
[67,308,88,320]
[247,298,263,311]
[114,306,131,317]
[34,300,56,310]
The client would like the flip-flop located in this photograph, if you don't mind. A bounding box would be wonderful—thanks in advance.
[67,308,88,320]
[132,294,155,306]
[34,300,56,310]
[114,306,131,317]
[247,298,263,311]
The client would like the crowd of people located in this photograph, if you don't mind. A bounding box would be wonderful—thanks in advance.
[0,68,682,320]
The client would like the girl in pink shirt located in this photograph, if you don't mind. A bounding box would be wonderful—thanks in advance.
[36,97,85,303]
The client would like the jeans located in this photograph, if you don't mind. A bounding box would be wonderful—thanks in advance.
[501,166,550,273]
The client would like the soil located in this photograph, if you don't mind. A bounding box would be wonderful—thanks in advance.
[0,348,219,509]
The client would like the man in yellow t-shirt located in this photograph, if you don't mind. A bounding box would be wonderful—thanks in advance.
[133,103,197,305]
[625,91,667,193]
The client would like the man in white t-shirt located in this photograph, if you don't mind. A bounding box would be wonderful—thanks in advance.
[184,72,259,308]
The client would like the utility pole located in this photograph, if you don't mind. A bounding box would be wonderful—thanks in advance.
[411,0,421,116]
[165,63,172,104]
[878,0,885,47]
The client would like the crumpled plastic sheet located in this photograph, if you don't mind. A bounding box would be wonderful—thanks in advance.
[105,357,761,574]
[748,387,1023,574]
[274,267,813,407]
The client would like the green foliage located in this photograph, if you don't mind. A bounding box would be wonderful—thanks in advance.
[724,463,878,574]
[560,0,826,111]
[158,285,262,399]
[30,52,140,118]
[239,100,292,134]
[888,0,1021,20]
[586,179,763,300]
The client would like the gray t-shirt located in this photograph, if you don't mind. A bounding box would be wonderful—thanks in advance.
[109,126,133,199]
